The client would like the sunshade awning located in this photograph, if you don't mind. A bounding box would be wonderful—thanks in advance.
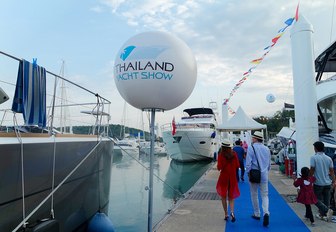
[217,106,266,132]
[183,108,214,116]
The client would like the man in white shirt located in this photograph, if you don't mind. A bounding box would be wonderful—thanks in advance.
[246,131,271,227]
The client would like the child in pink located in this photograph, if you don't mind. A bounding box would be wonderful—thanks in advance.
[293,167,318,225]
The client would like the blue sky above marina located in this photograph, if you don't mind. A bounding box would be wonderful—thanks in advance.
[0,0,335,131]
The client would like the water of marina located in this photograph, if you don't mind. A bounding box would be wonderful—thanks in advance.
[107,151,213,232]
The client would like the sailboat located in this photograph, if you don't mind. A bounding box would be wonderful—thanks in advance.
[113,101,139,157]
[0,51,113,232]
[138,113,166,155]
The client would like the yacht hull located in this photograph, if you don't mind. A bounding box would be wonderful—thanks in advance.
[162,130,218,162]
[0,135,113,232]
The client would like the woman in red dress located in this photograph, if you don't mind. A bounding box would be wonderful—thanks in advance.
[293,166,318,225]
[216,139,240,222]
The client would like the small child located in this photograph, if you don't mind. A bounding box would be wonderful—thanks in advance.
[293,167,318,226]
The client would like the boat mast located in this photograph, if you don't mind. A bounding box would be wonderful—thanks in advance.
[120,101,127,139]
[59,61,65,133]
[57,61,72,134]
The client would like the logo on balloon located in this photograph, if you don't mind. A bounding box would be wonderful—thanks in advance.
[120,46,136,61]
[115,45,175,81]
[113,31,197,111]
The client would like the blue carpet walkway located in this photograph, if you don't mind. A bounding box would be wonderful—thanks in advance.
[225,179,310,232]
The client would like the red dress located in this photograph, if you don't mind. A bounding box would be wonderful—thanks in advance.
[293,176,318,204]
[216,150,240,199]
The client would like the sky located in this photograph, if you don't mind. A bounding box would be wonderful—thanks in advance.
[0,0,335,134]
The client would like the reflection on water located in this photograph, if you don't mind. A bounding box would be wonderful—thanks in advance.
[108,152,212,232]
[163,160,212,201]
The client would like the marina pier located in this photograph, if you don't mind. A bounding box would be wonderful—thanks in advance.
[156,163,335,232]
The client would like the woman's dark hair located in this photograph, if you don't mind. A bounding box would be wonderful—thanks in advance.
[300,167,310,178]
[221,147,234,160]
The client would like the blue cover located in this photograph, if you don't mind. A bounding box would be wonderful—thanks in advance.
[11,59,46,127]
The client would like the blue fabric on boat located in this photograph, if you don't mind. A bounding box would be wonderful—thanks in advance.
[12,59,46,127]
[224,176,310,232]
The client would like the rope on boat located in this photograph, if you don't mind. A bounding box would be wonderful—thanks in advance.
[0,109,9,126]
[0,50,111,105]
[13,114,28,229]
[50,135,57,219]
[12,138,103,232]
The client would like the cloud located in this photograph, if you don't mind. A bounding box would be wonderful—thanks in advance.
[101,0,127,12]
[100,0,333,121]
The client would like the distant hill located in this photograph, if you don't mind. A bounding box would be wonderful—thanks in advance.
[71,124,154,140]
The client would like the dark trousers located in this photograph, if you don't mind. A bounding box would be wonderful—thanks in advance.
[314,184,332,216]
[305,204,314,223]
[236,160,245,181]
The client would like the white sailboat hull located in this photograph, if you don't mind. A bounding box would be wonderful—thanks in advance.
[113,137,140,157]
[114,146,139,156]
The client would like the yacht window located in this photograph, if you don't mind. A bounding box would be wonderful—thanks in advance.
[177,123,214,129]
[319,96,336,131]
[199,141,206,144]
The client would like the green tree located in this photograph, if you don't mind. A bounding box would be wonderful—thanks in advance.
[254,110,295,134]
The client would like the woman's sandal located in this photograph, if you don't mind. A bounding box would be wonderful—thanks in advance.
[224,215,229,221]
[230,212,236,222]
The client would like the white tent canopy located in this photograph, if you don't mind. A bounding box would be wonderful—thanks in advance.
[217,106,267,132]
[276,127,296,140]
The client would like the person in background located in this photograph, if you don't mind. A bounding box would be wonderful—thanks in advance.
[333,152,336,174]
[216,139,240,222]
[242,140,248,153]
[310,141,335,222]
[246,131,271,227]
[333,183,336,223]
[293,167,318,226]
[233,140,246,181]
[329,152,336,214]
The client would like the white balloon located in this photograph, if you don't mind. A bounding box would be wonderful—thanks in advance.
[266,93,276,103]
[114,31,197,111]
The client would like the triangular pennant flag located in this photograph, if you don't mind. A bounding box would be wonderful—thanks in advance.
[250,58,263,64]
[295,3,299,21]
[224,8,296,105]
[271,33,284,44]
[285,17,294,26]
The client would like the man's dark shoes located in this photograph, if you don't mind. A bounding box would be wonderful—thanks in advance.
[251,214,260,220]
[263,213,269,227]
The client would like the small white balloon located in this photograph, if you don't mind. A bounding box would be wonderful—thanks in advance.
[266,93,276,103]
[114,31,197,111]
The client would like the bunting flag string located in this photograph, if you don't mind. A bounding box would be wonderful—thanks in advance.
[228,105,235,115]
[224,3,299,105]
